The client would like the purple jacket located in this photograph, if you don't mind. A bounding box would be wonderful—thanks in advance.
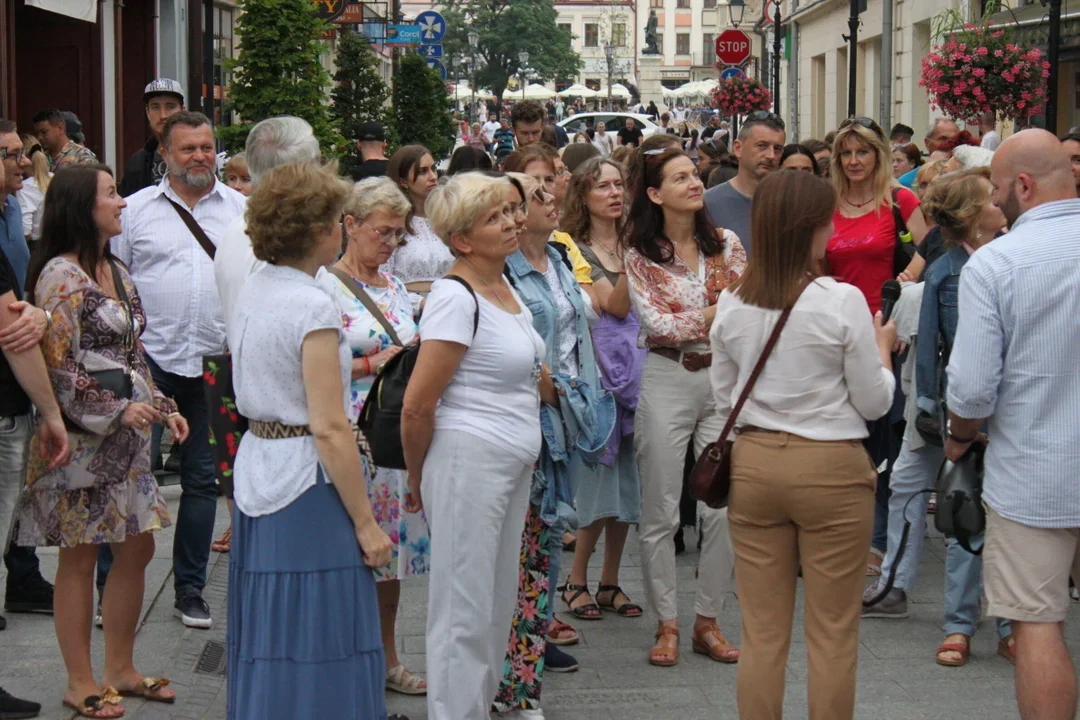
[591,309,647,466]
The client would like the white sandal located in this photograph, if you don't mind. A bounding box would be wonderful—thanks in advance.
[386,664,427,696]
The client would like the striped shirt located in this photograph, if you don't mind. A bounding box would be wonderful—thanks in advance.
[946,199,1080,528]
[112,176,246,377]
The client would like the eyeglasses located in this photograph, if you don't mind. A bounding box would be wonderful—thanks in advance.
[363,222,407,245]
[0,148,25,163]
[746,110,786,129]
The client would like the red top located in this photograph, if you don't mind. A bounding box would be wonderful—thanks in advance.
[826,187,920,314]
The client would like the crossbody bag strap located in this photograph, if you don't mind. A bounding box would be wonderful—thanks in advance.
[712,303,795,447]
[106,258,137,374]
[165,198,217,260]
[326,267,403,347]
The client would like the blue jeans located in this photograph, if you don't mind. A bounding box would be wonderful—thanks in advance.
[944,535,1011,640]
[546,523,564,626]
[878,438,940,590]
[0,413,41,587]
[97,354,217,597]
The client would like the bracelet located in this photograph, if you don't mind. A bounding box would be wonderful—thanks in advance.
[947,431,977,444]
[167,412,181,419]
[362,357,371,375]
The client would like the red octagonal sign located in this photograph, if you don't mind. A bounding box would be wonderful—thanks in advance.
[715,29,752,66]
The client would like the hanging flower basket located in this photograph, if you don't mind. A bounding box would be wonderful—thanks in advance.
[919,23,1050,120]
[712,77,773,117]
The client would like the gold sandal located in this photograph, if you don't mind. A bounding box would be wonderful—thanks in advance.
[692,621,740,663]
[117,677,175,704]
[63,687,124,718]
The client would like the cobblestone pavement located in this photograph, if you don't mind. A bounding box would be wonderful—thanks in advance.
[4,490,1076,719]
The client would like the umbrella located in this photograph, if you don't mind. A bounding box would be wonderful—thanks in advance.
[557,83,598,98]
[520,83,556,100]
[610,83,633,98]
[452,83,494,101]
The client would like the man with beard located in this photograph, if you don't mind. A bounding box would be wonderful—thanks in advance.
[106,111,245,630]
[119,78,186,196]
[702,112,785,253]
[946,128,1080,720]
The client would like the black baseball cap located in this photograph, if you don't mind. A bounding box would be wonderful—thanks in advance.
[358,122,386,142]
[143,78,185,104]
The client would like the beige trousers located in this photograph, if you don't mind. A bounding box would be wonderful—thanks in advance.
[635,352,735,621]
[728,431,876,720]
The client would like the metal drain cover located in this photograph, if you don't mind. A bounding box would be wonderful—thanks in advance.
[194,639,227,676]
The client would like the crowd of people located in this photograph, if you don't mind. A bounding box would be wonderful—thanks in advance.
[1,73,1080,720]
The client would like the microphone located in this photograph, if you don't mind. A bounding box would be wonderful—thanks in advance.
[880,279,902,323]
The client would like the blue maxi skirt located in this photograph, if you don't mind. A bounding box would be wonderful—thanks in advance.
[226,469,387,720]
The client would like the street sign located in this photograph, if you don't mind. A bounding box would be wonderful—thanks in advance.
[426,58,447,79]
[716,29,752,66]
[332,2,365,24]
[421,44,443,58]
[416,10,446,44]
[386,24,421,45]
[312,0,346,22]
[720,67,746,80]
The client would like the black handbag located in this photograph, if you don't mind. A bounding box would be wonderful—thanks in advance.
[329,270,478,470]
[891,187,916,275]
[934,442,986,555]
[89,259,136,400]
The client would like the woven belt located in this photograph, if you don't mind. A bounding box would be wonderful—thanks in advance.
[248,421,311,440]
[649,347,713,372]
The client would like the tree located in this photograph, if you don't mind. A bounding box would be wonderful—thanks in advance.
[440,0,582,115]
[331,29,397,177]
[391,52,456,161]
[219,0,342,155]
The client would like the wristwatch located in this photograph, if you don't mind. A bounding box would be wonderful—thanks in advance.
[43,309,52,327]
[946,420,976,444]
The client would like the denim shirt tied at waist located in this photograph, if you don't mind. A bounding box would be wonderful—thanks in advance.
[916,245,968,414]
[505,246,616,530]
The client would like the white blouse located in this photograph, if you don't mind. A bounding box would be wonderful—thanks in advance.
[382,216,454,285]
[709,277,895,441]
[231,264,353,517]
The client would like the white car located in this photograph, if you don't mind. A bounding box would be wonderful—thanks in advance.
[557,112,662,141]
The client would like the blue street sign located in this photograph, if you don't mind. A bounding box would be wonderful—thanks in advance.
[421,44,444,58]
[386,24,421,45]
[426,58,447,79]
[416,10,447,44]
[720,67,746,80]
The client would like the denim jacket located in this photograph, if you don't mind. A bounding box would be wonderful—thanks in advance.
[506,245,616,530]
[915,245,968,413]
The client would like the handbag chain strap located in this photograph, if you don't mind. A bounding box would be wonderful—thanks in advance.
[106,258,137,378]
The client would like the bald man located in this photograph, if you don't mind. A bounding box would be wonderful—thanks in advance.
[945,128,1080,720]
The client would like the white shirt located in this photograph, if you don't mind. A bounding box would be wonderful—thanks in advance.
[214,215,266,349]
[980,130,1001,151]
[709,277,895,441]
[383,217,455,285]
[419,277,544,465]
[482,120,501,143]
[112,176,246,376]
[947,199,1080,528]
[232,264,352,517]
[592,133,614,156]
[17,177,46,241]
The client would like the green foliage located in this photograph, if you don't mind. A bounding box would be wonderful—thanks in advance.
[331,28,397,176]
[219,0,342,155]
[391,52,455,161]
[440,0,582,112]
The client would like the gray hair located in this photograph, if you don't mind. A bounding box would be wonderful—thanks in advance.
[343,177,411,222]
[951,144,995,170]
[245,116,320,186]
[926,117,959,139]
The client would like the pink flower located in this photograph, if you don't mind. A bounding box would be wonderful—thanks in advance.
[994,49,1004,57]
[976,46,989,55]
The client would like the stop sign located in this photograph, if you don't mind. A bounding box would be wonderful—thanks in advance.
[715,29,752,66]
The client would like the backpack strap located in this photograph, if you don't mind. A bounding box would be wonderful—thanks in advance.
[548,241,575,274]
[891,187,908,236]
[443,275,480,338]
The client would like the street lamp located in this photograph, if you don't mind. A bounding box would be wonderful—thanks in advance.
[604,43,615,111]
[468,30,480,124]
[772,1,782,116]
[727,0,745,28]
[519,50,530,101]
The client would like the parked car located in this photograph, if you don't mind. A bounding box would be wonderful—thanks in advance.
[557,112,661,140]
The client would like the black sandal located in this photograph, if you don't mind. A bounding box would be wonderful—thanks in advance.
[596,584,643,617]
[558,583,602,620]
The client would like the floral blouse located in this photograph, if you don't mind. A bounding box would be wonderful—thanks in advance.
[625,229,746,349]
[26,257,177,491]
[317,269,418,420]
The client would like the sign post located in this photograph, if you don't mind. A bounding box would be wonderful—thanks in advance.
[715,28,752,67]
[416,10,447,44]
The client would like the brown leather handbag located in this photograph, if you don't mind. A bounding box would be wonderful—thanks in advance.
[689,303,795,509]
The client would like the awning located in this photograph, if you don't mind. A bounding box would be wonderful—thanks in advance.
[26,0,97,22]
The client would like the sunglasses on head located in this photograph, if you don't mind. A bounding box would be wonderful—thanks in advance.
[746,110,785,129]
[839,116,886,140]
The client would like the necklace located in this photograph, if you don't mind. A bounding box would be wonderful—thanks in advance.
[338,258,384,288]
[845,193,875,208]
[463,259,543,386]
[592,236,618,261]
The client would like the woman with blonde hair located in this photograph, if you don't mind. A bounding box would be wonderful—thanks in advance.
[826,117,928,577]
[18,134,50,243]
[317,177,430,697]
[401,172,556,720]
[712,169,896,720]
[226,161,392,719]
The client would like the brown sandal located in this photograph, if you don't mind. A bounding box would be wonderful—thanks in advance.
[692,621,740,663]
[649,625,680,667]
[116,677,175,704]
[211,527,232,553]
[63,687,124,718]
[997,635,1016,665]
[936,634,971,667]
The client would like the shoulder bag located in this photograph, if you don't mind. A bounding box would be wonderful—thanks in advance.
[91,259,137,400]
[891,187,915,275]
[331,271,479,470]
[689,302,794,509]
[166,198,217,260]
